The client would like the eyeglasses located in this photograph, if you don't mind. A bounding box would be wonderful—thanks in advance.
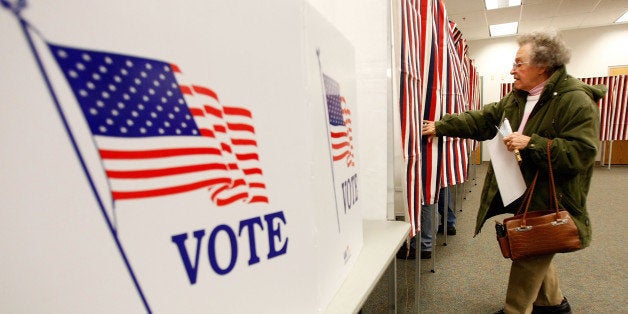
[512,62,530,69]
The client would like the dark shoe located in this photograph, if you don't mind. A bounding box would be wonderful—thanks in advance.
[396,242,408,259]
[396,242,416,260]
[437,225,457,235]
[532,297,572,314]
[420,251,431,259]
[407,247,416,259]
[493,310,505,314]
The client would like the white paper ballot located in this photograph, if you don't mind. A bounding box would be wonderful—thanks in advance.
[487,133,527,206]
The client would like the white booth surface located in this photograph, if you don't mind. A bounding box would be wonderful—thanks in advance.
[1,1,364,312]
[326,220,410,313]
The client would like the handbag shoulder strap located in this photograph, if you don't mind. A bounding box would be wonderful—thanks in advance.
[515,139,560,217]
[547,140,560,212]
[515,170,538,216]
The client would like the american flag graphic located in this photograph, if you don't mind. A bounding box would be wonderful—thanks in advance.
[49,43,268,206]
[323,74,355,167]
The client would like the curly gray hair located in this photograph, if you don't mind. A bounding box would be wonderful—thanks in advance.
[517,30,571,72]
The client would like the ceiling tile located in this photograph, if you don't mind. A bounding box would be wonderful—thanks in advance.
[442,0,486,14]
[550,13,587,29]
[448,12,487,28]
[458,26,491,40]
[485,6,522,24]
[596,0,628,11]
[581,10,622,26]
[518,20,552,33]
[521,3,560,20]
[557,0,601,15]
[521,0,552,4]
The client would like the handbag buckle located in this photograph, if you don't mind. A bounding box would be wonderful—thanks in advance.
[515,226,533,232]
[551,218,569,226]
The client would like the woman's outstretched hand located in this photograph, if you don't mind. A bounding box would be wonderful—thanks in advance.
[422,120,436,142]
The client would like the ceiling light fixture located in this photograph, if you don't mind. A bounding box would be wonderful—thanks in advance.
[489,22,519,37]
[615,10,628,23]
[485,0,521,10]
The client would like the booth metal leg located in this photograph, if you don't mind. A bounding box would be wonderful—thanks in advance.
[431,203,437,273]
[442,187,448,246]
[414,241,420,313]
[388,259,397,313]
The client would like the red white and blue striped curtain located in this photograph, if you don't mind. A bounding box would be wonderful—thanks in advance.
[419,0,444,206]
[399,0,423,236]
[467,58,481,152]
[441,20,468,188]
[608,75,627,141]
[500,82,514,98]
[580,76,612,141]
[399,0,482,234]
[580,75,627,141]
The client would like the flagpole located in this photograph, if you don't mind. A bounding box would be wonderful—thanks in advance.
[3,2,152,312]
[316,48,342,233]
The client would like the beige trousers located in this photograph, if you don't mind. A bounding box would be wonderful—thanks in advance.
[503,254,564,314]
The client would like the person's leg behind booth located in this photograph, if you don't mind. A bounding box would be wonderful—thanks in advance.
[437,187,457,235]
[419,203,434,259]
[395,203,434,260]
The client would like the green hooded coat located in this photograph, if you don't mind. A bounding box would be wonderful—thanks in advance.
[435,66,606,248]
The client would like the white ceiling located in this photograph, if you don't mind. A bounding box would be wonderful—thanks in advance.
[443,0,628,41]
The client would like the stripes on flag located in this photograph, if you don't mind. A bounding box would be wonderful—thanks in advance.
[323,74,355,168]
[175,67,268,205]
[49,43,268,206]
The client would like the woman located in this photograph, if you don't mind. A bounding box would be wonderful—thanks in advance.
[422,31,605,313]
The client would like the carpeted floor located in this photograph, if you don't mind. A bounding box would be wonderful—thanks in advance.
[361,164,628,313]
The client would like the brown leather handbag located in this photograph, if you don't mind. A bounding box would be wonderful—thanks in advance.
[495,141,582,260]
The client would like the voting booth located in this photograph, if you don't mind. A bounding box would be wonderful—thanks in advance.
[0,1,363,312]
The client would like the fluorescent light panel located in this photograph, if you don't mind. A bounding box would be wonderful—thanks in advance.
[616,11,628,23]
[489,22,518,37]
[485,0,521,10]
